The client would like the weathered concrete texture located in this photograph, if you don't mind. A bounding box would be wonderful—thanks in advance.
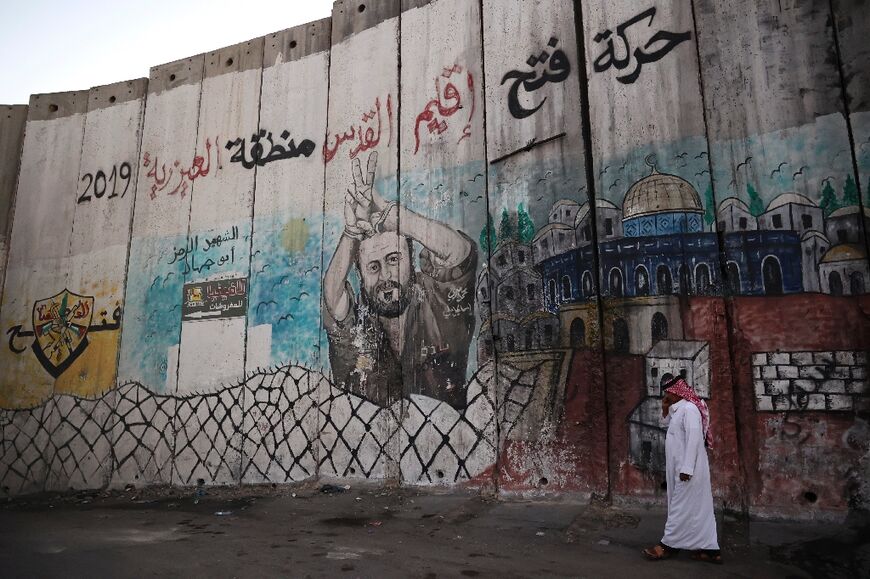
[0,104,27,304]
[243,21,331,484]
[833,0,870,114]
[147,54,206,94]
[832,0,870,260]
[172,37,265,488]
[695,0,845,137]
[0,91,87,414]
[1,0,870,525]
[480,0,607,497]
[263,18,332,66]
[331,0,400,44]
[42,79,147,492]
[579,0,742,507]
[399,0,493,486]
[695,0,870,516]
[175,36,264,396]
[116,55,205,486]
[321,0,402,483]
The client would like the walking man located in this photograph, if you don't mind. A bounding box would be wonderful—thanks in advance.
[644,374,722,564]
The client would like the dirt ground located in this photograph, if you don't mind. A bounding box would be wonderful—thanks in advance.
[1,482,867,578]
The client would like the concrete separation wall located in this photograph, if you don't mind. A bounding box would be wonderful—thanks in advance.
[0,0,868,521]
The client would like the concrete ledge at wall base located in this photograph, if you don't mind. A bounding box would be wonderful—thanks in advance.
[752,350,869,412]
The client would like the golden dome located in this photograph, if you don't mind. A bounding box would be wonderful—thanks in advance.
[820,244,867,264]
[622,169,703,220]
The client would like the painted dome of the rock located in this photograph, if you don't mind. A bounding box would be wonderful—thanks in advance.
[622,169,703,220]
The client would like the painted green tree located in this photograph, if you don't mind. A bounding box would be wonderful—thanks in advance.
[517,204,536,243]
[819,180,839,216]
[842,174,859,207]
[479,213,497,254]
[498,208,516,244]
[703,183,716,227]
[747,183,764,217]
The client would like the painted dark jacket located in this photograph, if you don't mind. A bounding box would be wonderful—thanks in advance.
[324,236,477,409]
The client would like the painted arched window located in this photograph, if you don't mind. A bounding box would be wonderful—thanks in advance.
[570,318,586,349]
[613,318,630,353]
[725,262,741,295]
[695,263,711,295]
[829,271,843,296]
[679,264,692,296]
[651,312,669,343]
[582,271,594,297]
[506,335,516,352]
[657,265,672,295]
[525,327,534,350]
[548,279,557,304]
[635,265,650,296]
[850,271,865,295]
[561,276,572,300]
[762,256,783,295]
[609,268,624,297]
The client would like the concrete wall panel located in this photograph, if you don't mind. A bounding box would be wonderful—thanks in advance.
[115,56,204,486]
[832,0,870,257]
[398,0,494,487]
[319,0,402,482]
[42,79,147,491]
[0,92,87,410]
[0,91,87,494]
[481,0,605,496]
[579,0,742,503]
[694,0,869,516]
[242,20,331,484]
[0,105,27,303]
[171,38,265,487]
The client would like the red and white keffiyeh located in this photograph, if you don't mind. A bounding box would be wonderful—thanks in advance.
[666,378,713,448]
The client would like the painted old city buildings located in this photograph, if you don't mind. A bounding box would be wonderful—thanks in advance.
[475,162,869,472]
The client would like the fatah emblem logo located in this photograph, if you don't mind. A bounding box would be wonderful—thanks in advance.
[31,289,94,378]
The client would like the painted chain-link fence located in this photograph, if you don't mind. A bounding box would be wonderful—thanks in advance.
[0,357,561,495]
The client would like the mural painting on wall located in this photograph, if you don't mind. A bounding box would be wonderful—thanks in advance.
[6,290,122,379]
[324,151,477,410]
[2,2,868,504]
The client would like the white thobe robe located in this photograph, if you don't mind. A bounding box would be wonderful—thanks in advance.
[660,399,719,550]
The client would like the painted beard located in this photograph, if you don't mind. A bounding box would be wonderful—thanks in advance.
[363,279,413,318]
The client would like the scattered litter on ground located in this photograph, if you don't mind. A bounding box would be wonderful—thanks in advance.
[597,539,610,546]
[214,511,232,516]
[368,520,383,527]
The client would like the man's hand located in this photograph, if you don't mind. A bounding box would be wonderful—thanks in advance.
[662,399,671,418]
[679,473,692,482]
[343,151,396,236]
